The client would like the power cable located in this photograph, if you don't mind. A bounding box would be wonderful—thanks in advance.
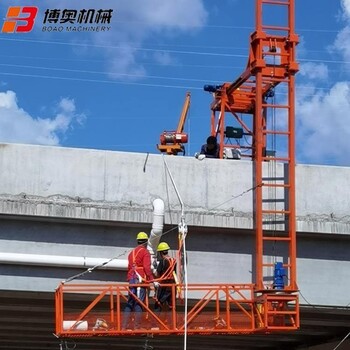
[0,62,222,83]
[112,20,343,33]
[0,53,245,69]
[0,37,247,58]
[0,66,344,97]
[1,50,349,68]
[2,37,348,66]
[0,70,339,96]
[298,289,318,308]
[0,71,202,90]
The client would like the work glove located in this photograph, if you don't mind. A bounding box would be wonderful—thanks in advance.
[153,281,160,289]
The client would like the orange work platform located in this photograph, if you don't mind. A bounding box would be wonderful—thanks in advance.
[55,283,299,337]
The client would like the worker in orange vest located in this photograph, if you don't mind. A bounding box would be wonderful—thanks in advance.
[153,242,177,316]
[122,232,154,330]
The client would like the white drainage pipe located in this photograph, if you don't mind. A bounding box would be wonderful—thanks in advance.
[147,198,165,257]
[63,320,88,330]
[0,252,127,270]
[1,199,165,273]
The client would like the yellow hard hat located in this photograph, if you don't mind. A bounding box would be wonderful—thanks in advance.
[136,232,148,240]
[157,242,170,252]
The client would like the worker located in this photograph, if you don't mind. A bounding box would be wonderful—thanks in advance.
[122,231,154,330]
[153,242,177,322]
[199,135,219,158]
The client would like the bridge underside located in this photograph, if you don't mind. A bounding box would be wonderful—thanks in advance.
[0,145,349,349]
[1,290,349,350]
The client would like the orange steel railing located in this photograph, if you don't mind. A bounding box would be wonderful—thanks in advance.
[55,283,299,337]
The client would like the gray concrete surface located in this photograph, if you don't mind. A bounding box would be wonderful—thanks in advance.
[0,143,349,234]
[0,143,349,308]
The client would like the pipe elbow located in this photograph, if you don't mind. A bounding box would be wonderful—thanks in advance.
[148,198,165,257]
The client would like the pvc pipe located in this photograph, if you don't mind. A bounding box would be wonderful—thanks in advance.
[147,198,165,256]
[0,252,127,270]
[63,320,88,330]
[0,199,165,272]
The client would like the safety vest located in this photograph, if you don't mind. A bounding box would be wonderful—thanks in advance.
[158,256,176,282]
[130,247,147,282]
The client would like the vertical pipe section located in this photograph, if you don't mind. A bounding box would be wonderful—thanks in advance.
[147,198,165,259]
[255,71,264,290]
[288,66,297,291]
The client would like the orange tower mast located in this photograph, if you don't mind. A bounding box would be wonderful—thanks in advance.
[204,0,299,292]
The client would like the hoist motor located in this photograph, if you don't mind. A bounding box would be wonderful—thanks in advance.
[160,132,188,145]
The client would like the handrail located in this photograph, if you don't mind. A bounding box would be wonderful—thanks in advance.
[55,282,299,337]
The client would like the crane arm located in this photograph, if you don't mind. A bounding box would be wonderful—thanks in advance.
[157,92,191,155]
[176,92,191,134]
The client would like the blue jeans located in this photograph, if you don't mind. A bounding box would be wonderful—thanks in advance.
[122,278,147,329]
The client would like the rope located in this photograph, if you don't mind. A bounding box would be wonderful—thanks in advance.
[268,86,278,272]
[158,158,263,350]
[161,155,189,350]
[298,289,318,308]
[150,182,262,242]
[62,250,128,284]
[58,340,76,350]
[299,287,350,350]
[164,162,174,224]
[61,181,260,285]
[142,338,154,350]
[332,331,350,350]
[182,226,188,350]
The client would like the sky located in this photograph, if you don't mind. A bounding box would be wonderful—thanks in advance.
[0,0,349,166]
